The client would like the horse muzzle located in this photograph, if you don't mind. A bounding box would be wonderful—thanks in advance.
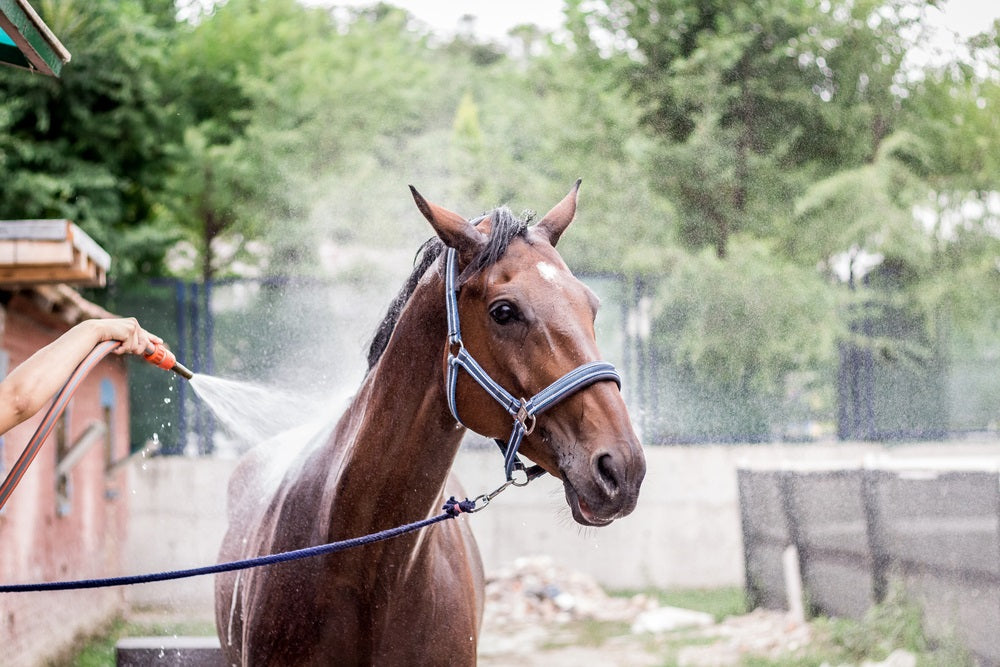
[560,441,645,527]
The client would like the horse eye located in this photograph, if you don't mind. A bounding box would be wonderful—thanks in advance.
[490,302,519,325]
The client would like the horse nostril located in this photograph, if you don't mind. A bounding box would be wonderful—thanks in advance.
[595,453,620,496]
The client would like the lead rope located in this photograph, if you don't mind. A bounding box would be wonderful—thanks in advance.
[3,247,617,593]
[0,497,480,593]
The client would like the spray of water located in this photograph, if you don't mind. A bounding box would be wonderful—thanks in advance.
[188,372,351,505]
[188,373,334,447]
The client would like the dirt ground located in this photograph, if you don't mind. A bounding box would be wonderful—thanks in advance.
[125,556,893,666]
[478,609,812,667]
[474,556,815,667]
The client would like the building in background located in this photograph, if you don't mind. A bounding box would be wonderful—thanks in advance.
[0,220,132,666]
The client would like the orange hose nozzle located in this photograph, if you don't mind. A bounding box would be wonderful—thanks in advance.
[144,342,178,371]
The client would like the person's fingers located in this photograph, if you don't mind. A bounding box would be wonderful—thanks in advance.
[106,318,156,356]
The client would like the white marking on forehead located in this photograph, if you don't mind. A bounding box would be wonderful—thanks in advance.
[536,261,561,283]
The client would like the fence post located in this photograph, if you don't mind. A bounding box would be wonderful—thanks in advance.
[860,468,889,604]
[736,469,761,610]
[778,470,810,616]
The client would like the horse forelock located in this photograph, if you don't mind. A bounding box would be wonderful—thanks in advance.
[365,206,534,371]
[460,206,533,281]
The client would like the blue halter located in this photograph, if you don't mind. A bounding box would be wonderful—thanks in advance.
[443,247,622,481]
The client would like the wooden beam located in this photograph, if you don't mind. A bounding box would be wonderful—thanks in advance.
[55,421,108,477]
[0,0,70,77]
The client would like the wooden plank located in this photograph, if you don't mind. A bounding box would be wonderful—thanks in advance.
[55,421,108,477]
[4,238,75,265]
[68,223,111,270]
[0,220,111,285]
[0,262,106,287]
[0,219,68,240]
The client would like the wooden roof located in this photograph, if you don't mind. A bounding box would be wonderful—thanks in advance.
[0,220,111,288]
[5,282,114,327]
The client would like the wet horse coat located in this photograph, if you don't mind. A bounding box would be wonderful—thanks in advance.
[215,183,645,665]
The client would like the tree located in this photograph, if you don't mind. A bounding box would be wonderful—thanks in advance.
[0,0,182,279]
[648,237,839,440]
[566,0,929,258]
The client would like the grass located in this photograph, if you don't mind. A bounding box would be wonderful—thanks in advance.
[47,614,216,667]
[613,585,748,622]
[586,583,971,667]
[736,582,973,667]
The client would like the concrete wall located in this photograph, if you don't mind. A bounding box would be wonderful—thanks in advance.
[122,439,1000,618]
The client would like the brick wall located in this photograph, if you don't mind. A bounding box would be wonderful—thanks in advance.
[0,298,132,667]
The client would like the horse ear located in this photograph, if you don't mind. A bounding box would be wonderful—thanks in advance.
[409,185,486,259]
[535,179,581,246]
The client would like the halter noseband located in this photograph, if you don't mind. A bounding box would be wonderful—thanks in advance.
[443,247,622,481]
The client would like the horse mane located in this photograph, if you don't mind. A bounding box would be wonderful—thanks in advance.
[366,205,533,370]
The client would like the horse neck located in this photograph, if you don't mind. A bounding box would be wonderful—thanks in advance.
[323,270,463,539]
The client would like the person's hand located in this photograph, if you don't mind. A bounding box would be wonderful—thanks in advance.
[91,318,162,356]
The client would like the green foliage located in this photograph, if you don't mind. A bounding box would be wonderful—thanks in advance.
[784,131,934,273]
[2,0,999,441]
[815,582,972,666]
[647,238,839,439]
[567,0,927,258]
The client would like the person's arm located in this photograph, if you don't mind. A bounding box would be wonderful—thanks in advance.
[0,318,160,434]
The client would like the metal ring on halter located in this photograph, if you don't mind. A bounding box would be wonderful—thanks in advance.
[509,465,530,487]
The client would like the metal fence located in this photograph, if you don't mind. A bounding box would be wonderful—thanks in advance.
[738,463,1000,665]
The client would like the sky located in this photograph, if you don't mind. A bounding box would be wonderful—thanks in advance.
[336,0,564,41]
[333,0,1000,56]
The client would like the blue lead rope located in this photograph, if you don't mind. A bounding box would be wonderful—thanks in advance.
[443,248,621,480]
[0,498,476,593]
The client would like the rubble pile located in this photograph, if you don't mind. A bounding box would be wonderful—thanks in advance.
[482,555,658,627]
[676,608,813,665]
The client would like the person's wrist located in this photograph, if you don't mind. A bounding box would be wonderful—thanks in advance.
[82,318,105,344]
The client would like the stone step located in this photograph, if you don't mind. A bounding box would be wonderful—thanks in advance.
[115,636,225,667]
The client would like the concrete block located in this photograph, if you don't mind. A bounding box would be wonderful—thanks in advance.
[115,636,225,667]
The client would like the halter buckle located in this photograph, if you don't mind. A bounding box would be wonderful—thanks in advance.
[515,401,537,436]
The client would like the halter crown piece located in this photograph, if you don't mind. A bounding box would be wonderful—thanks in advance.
[443,247,622,481]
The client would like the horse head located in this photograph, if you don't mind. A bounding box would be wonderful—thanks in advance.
[411,181,645,527]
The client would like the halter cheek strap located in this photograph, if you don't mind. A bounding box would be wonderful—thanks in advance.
[443,247,622,481]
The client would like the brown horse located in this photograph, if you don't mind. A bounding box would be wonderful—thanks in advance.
[214,182,646,665]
